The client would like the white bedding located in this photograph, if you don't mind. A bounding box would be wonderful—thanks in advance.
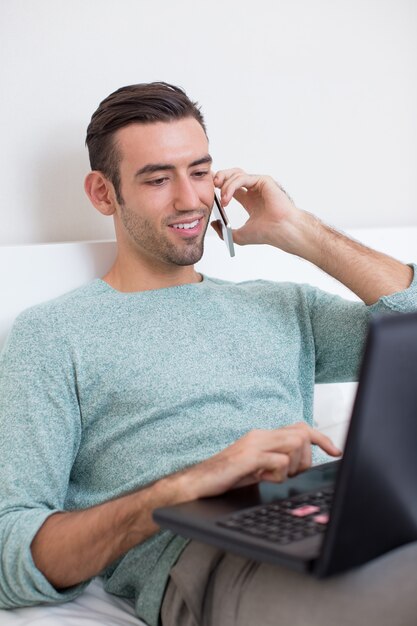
[0,578,144,625]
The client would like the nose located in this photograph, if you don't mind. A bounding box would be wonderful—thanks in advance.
[173,176,202,212]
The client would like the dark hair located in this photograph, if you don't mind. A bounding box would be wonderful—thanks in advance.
[86,82,207,202]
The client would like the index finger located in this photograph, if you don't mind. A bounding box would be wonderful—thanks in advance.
[214,169,260,205]
[309,429,342,457]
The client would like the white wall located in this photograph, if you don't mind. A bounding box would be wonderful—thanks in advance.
[1,0,416,246]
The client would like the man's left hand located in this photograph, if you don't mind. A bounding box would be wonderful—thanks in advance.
[213,168,303,252]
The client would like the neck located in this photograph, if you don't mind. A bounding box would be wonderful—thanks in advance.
[102,249,202,293]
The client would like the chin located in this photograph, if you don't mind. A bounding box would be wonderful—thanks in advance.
[169,242,205,266]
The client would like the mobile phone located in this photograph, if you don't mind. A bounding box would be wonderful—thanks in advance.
[212,191,235,257]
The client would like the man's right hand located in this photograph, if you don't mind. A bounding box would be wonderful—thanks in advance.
[175,423,342,501]
[31,423,340,590]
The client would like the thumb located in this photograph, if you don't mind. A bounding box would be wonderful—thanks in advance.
[231,226,253,247]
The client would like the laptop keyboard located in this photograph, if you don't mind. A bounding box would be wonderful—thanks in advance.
[217,486,334,545]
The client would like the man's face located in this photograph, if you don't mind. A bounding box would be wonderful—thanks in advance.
[113,118,214,268]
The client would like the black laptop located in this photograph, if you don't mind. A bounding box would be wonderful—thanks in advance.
[154,312,417,577]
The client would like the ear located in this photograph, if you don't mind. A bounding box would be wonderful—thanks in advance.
[84,171,118,216]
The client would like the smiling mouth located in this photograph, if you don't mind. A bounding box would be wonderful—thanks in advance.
[168,217,204,237]
[171,219,200,230]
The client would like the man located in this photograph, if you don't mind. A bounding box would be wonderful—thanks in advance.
[0,82,416,626]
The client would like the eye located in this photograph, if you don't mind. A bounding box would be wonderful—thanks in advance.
[192,170,209,179]
[146,177,169,186]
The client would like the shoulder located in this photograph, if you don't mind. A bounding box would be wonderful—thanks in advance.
[203,275,315,299]
[202,276,360,319]
[200,276,328,322]
[16,280,106,323]
[8,281,107,349]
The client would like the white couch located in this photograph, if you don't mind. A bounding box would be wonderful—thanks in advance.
[0,227,415,625]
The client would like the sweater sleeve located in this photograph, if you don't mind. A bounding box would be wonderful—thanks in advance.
[0,308,89,608]
[308,263,417,383]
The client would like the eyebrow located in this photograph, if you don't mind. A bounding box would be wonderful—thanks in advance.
[134,154,212,177]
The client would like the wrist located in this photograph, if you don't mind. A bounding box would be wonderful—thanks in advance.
[158,465,200,504]
[266,208,323,260]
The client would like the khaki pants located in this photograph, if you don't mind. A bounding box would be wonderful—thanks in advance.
[161,540,417,626]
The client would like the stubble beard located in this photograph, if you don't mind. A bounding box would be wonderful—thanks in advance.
[119,203,209,267]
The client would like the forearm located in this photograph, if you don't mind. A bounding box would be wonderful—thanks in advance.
[215,170,413,305]
[31,472,188,589]
[282,209,413,305]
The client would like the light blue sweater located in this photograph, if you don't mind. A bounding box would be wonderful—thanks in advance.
[1,272,416,625]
